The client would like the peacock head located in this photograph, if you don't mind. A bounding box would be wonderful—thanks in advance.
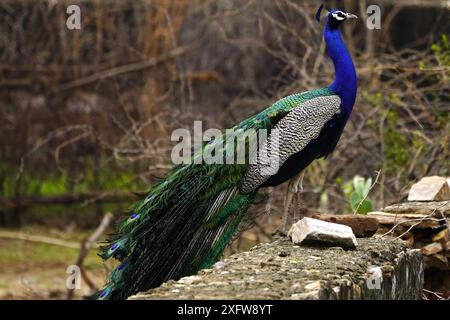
[316,5,357,29]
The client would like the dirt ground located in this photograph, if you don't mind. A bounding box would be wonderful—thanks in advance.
[0,227,111,300]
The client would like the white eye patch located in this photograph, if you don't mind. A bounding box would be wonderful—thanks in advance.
[332,11,346,21]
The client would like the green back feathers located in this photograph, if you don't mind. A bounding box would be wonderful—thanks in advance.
[236,87,335,131]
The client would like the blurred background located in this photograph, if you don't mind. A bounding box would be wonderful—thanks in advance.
[0,0,448,299]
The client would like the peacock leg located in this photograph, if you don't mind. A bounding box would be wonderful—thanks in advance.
[279,171,305,236]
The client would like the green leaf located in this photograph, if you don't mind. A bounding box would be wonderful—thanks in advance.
[355,200,373,214]
[350,192,362,211]
[363,177,372,197]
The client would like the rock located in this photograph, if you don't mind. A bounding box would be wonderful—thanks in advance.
[408,176,450,202]
[421,242,444,256]
[213,261,227,269]
[424,254,448,271]
[432,229,448,242]
[368,201,450,230]
[311,214,379,237]
[403,234,415,247]
[304,281,321,291]
[367,211,442,229]
[375,199,449,296]
[129,238,424,300]
[383,201,450,216]
[177,275,202,285]
[289,217,358,249]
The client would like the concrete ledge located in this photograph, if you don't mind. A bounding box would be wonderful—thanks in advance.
[129,237,423,300]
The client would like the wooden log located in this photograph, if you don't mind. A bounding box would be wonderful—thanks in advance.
[129,238,424,300]
[0,231,81,249]
[311,214,379,237]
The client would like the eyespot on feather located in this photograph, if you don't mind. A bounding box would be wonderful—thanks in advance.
[98,286,112,300]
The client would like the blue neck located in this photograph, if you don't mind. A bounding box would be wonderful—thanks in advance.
[324,23,357,116]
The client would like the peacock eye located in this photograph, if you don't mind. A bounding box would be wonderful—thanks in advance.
[332,11,346,21]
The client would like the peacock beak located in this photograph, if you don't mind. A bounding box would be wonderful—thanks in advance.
[346,13,358,19]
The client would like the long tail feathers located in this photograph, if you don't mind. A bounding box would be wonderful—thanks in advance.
[98,164,254,300]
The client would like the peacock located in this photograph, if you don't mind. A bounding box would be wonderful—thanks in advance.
[98,6,358,300]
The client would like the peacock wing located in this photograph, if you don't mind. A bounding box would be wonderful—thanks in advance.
[239,95,341,194]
